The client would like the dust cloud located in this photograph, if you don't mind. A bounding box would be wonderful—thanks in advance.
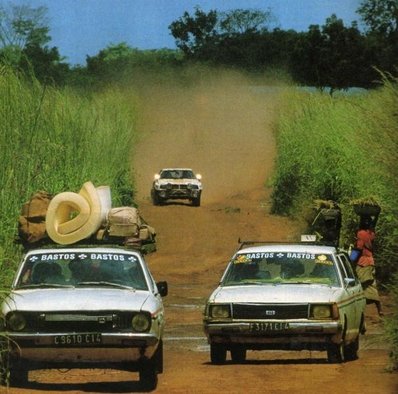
[132,68,279,204]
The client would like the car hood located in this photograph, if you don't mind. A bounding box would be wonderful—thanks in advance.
[208,284,342,304]
[3,288,153,313]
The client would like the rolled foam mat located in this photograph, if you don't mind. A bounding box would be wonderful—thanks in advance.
[45,181,105,244]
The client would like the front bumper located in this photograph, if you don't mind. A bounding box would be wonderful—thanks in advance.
[204,320,342,350]
[6,332,160,366]
[153,187,201,200]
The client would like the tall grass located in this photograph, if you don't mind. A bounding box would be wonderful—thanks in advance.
[271,79,398,370]
[271,83,398,280]
[0,67,138,286]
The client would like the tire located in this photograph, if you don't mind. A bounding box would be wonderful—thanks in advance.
[192,196,201,207]
[210,343,227,364]
[327,343,344,363]
[139,360,158,391]
[151,190,160,206]
[1,363,29,387]
[155,340,164,374]
[230,347,246,363]
[344,336,359,361]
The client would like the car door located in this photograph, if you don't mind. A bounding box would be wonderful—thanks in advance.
[336,253,363,338]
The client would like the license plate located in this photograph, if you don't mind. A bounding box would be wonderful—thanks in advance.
[53,333,102,346]
[250,322,290,332]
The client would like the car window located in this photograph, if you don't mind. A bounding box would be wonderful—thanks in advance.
[182,170,195,179]
[222,251,339,286]
[16,252,148,290]
[337,254,356,280]
[160,170,173,179]
[160,170,195,179]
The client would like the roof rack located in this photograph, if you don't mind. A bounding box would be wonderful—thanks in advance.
[237,238,338,251]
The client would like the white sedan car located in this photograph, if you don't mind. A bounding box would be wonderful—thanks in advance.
[0,246,168,390]
[151,168,202,206]
[203,242,366,364]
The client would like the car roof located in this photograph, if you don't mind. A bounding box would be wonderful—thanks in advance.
[160,168,193,172]
[236,243,338,254]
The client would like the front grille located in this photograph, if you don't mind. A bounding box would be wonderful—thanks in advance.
[18,311,135,332]
[232,303,309,319]
[171,184,188,190]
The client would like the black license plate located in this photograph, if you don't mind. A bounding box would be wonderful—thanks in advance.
[54,333,102,346]
[250,322,290,332]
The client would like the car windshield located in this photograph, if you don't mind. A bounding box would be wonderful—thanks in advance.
[160,170,195,179]
[15,251,148,290]
[222,251,339,286]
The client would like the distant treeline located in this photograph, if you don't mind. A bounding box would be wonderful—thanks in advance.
[1,1,398,92]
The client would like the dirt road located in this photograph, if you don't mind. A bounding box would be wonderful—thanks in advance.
[6,75,398,393]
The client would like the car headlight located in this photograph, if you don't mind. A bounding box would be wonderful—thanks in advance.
[209,304,231,318]
[310,304,337,319]
[131,313,151,332]
[7,312,27,331]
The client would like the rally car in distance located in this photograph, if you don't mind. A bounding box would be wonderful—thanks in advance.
[203,241,366,364]
[151,168,202,206]
[0,246,168,390]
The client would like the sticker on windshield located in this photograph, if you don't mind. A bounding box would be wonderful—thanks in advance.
[233,252,332,264]
[29,253,135,262]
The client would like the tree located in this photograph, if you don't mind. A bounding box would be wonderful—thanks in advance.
[0,3,49,50]
[0,3,68,84]
[290,15,368,92]
[357,0,398,77]
[357,0,398,36]
[219,8,275,36]
[168,7,218,56]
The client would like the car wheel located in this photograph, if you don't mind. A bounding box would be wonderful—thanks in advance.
[343,336,359,361]
[151,191,160,206]
[210,343,227,364]
[7,365,29,387]
[154,340,164,374]
[230,347,246,363]
[327,343,344,363]
[139,360,158,391]
[192,196,201,207]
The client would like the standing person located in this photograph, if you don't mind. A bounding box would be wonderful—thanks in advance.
[355,216,383,316]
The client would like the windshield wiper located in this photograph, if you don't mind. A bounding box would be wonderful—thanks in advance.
[17,283,74,289]
[75,281,134,290]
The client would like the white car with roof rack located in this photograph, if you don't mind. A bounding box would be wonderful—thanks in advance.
[203,240,366,364]
[0,245,168,390]
[151,168,202,206]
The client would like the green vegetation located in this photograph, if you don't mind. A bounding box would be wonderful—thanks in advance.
[271,76,398,277]
[0,67,138,286]
[385,273,398,371]
[271,75,398,370]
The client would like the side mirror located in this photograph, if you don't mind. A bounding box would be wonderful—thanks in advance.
[156,281,168,297]
[154,174,160,180]
[196,174,202,180]
[344,277,356,288]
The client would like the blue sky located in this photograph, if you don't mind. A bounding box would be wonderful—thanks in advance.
[10,0,363,65]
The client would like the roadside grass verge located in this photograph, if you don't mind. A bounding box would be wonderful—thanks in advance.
[271,76,398,370]
[271,81,398,278]
[0,68,138,286]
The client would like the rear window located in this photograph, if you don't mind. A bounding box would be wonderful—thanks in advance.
[222,251,339,286]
